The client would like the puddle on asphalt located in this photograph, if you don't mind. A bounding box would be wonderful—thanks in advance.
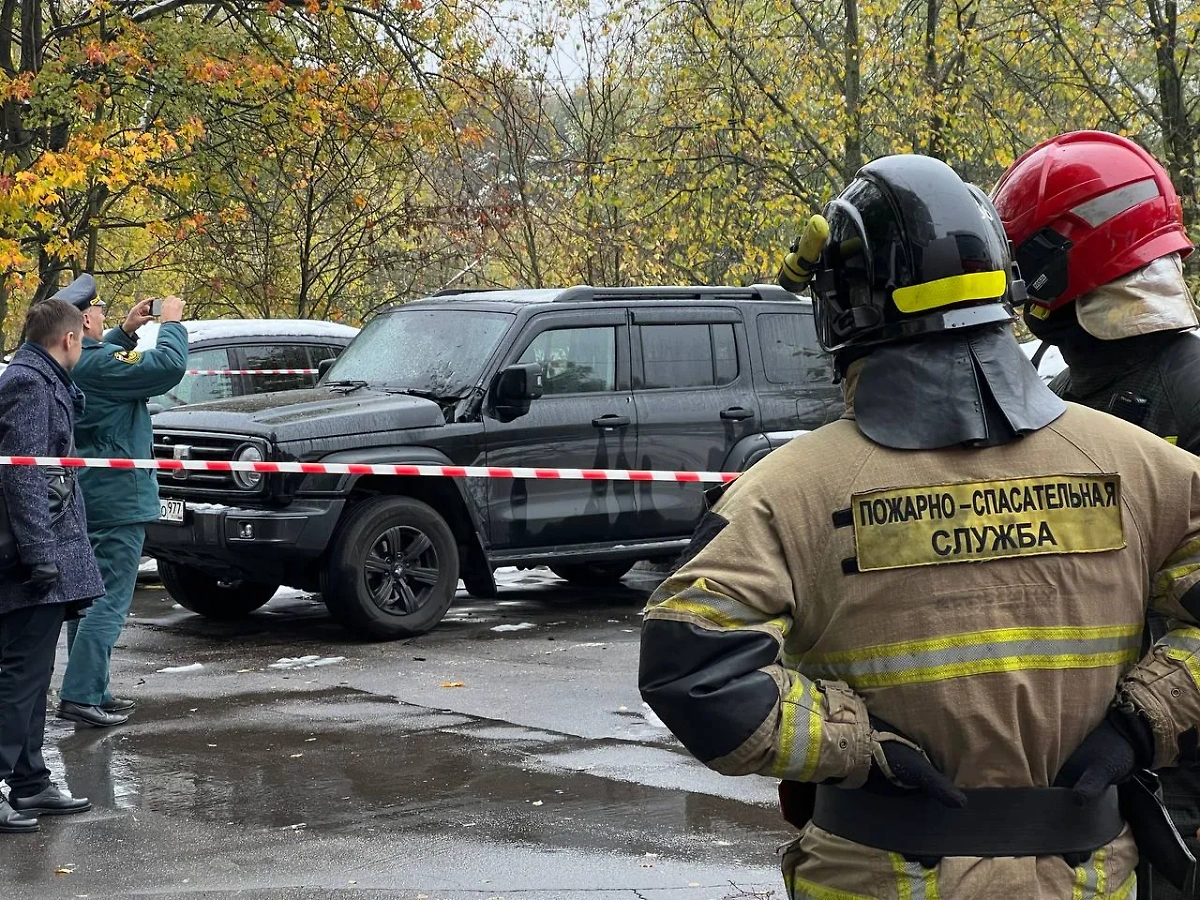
[49,686,787,865]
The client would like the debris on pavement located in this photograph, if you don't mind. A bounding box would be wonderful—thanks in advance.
[268,655,346,669]
[490,622,536,632]
[157,663,203,673]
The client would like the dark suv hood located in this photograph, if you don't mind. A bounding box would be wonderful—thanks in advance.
[152,388,445,442]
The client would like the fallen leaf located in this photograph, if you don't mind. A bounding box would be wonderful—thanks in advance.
[55,868,74,875]
[441,681,466,688]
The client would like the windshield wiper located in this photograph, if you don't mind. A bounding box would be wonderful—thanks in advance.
[325,380,370,394]
[386,387,458,402]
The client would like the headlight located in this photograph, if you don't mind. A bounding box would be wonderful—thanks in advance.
[232,444,264,490]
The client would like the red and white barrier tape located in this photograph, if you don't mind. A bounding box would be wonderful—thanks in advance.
[0,456,740,483]
[185,368,319,376]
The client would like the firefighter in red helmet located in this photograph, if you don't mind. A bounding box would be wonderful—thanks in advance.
[994,130,1199,900]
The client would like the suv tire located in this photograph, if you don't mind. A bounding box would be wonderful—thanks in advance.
[159,560,278,619]
[324,496,459,639]
[550,560,635,585]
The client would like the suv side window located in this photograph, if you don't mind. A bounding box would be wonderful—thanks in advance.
[757,312,824,384]
[517,326,616,394]
[640,323,738,389]
[153,347,233,410]
[237,344,316,394]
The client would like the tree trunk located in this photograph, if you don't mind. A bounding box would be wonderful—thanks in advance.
[1149,0,1197,230]
[0,274,9,352]
[925,0,943,158]
[843,0,863,178]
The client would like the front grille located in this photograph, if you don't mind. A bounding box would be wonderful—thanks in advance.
[154,430,266,496]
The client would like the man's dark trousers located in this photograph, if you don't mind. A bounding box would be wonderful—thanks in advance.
[0,603,65,798]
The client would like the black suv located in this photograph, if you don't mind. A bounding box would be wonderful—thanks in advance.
[146,286,843,638]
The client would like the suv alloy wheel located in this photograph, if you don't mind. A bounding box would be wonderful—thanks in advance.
[323,496,460,639]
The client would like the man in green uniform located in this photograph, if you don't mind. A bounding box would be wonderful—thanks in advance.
[53,275,188,727]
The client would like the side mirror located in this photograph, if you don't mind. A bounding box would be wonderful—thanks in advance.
[492,363,544,421]
[317,358,336,380]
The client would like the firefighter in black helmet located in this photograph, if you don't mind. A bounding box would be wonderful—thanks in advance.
[813,159,1020,351]
[639,155,1199,898]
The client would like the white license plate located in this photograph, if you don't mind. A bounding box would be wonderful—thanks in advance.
[159,499,185,524]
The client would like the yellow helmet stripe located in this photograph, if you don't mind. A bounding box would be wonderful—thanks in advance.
[892,270,1008,314]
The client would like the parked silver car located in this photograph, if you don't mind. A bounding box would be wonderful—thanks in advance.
[136,318,359,412]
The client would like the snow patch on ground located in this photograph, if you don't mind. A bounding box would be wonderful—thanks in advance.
[268,656,346,670]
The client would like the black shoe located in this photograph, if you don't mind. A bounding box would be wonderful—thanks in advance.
[101,697,136,713]
[0,799,39,833]
[10,783,90,817]
[57,701,129,728]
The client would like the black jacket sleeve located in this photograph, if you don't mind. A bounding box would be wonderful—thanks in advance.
[1160,332,1200,455]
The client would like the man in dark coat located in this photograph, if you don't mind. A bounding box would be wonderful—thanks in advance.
[0,299,105,834]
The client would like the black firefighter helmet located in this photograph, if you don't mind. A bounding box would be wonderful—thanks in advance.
[811,155,1025,353]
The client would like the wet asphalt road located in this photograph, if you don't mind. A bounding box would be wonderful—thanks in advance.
[7,566,790,900]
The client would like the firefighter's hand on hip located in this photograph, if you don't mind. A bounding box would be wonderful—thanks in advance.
[866,715,967,808]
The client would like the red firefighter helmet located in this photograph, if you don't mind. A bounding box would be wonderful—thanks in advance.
[991,131,1192,314]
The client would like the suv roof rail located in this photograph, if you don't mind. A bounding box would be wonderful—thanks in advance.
[749,283,807,302]
[430,286,507,297]
[552,284,804,303]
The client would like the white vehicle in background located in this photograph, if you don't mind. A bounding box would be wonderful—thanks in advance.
[1020,339,1066,384]
[136,318,359,412]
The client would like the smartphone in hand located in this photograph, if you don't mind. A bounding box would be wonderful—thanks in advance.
[150,298,164,317]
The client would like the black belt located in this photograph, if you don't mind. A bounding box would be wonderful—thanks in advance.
[812,784,1124,858]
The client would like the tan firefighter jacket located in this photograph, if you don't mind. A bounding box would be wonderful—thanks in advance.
[640,402,1200,900]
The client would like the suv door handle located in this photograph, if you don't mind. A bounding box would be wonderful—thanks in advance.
[592,415,631,429]
[720,406,755,421]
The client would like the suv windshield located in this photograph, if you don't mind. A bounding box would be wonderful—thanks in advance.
[326,308,513,397]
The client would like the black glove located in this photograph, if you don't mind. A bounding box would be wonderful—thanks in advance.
[23,562,60,594]
[865,714,967,808]
[1054,706,1155,802]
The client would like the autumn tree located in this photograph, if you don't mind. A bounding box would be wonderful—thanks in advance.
[0,0,484,344]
